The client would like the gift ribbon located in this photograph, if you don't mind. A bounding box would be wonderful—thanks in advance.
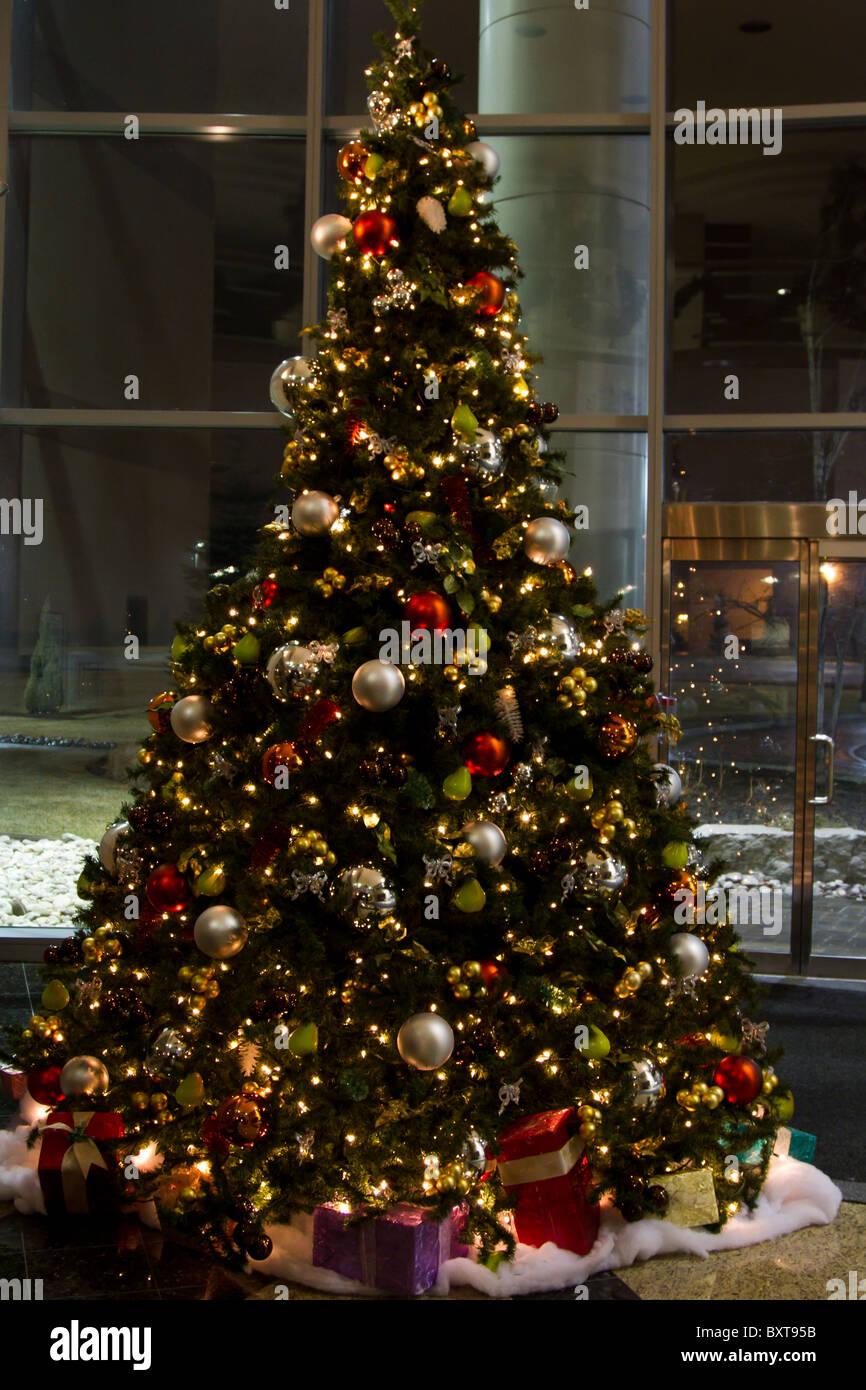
[497,1132,585,1188]
[355,1207,456,1288]
[42,1112,110,1215]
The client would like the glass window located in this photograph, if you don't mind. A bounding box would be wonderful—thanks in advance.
[670,0,866,110]
[326,0,650,116]
[11,0,309,114]
[2,136,306,412]
[0,427,285,839]
[557,432,647,609]
[664,430,866,505]
[668,127,866,415]
[497,135,650,414]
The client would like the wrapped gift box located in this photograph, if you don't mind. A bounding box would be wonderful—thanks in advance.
[312,1203,468,1295]
[653,1169,719,1227]
[774,1126,816,1163]
[38,1110,124,1216]
[0,1067,27,1101]
[496,1108,599,1255]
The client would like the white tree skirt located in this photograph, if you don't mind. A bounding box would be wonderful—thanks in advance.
[0,1110,841,1299]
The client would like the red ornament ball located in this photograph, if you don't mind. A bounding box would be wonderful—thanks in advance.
[403,591,452,633]
[254,577,279,610]
[353,210,399,257]
[27,1062,65,1107]
[479,960,504,989]
[463,732,510,777]
[465,271,506,317]
[216,1092,271,1148]
[145,863,191,914]
[713,1055,764,1105]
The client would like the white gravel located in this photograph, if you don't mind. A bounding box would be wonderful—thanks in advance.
[0,834,96,928]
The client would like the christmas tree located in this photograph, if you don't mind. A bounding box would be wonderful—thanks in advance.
[5,1,784,1271]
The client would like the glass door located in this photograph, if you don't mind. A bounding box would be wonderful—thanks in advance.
[802,546,866,975]
[663,532,866,980]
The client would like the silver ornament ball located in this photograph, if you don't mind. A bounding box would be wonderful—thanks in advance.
[266,643,318,701]
[653,763,682,808]
[668,931,709,979]
[170,694,215,744]
[524,516,571,565]
[537,613,580,662]
[582,850,628,899]
[144,1027,190,1079]
[352,659,406,712]
[98,820,130,875]
[269,355,311,416]
[331,865,396,923]
[627,1055,665,1111]
[461,1129,488,1172]
[193,905,248,960]
[59,1055,110,1099]
[466,140,500,178]
[462,820,507,866]
[291,489,339,537]
[397,1012,454,1070]
[458,427,505,485]
[311,213,352,259]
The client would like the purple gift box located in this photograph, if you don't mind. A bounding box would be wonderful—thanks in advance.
[312,1202,469,1295]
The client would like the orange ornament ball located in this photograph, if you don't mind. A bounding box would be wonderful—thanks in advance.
[464,271,506,317]
[147,690,176,734]
[261,741,304,786]
[462,732,510,778]
[353,210,399,257]
[599,713,638,759]
[404,591,452,633]
[654,869,698,914]
[337,141,369,185]
[215,1092,270,1147]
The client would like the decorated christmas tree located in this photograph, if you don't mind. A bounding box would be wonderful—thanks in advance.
[4,1,785,1279]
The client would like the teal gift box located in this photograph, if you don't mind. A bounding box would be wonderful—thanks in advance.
[774,1126,816,1164]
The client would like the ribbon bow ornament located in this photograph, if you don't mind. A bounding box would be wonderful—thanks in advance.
[307,640,339,666]
[498,1077,524,1115]
[561,873,576,901]
[411,540,444,571]
[423,853,454,886]
[290,870,328,901]
[367,432,398,458]
[740,1018,770,1054]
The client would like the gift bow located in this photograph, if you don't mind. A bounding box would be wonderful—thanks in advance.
[423,853,453,885]
[308,641,339,666]
[290,870,328,901]
[42,1112,110,1216]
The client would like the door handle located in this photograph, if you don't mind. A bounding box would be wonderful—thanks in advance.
[809,733,835,804]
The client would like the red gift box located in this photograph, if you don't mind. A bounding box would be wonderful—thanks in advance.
[38,1110,124,1217]
[496,1108,599,1255]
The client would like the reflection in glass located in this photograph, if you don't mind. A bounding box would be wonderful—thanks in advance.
[2,137,306,411]
[0,428,284,840]
[665,430,866,505]
[670,2,866,110]
[811,558,866,960]
[556,433,647,609]
[668,130,866,416]
[495,136,650,413]
[326,0,480,114]
[12,0,309,113]
[668,559,800,955]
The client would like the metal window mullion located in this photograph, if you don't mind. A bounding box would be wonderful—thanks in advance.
[0,0,13,393]
[0,409,283,428]
[9,112,308,137]
[646,0,667,668]
[664,414,866,431]
[301,0,326,338]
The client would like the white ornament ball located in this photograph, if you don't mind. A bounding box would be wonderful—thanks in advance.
[170,694,215,744]
[397,1013,454,1070]
[462,820,507,866]
[59,1055,110,1098]
[193,905,248,960]
[459,427,505,485]
[538,613,580,661]
[98,820,130,875]
[291,490,339,537]
[352,659,406,712]
[311,214,352,259]
[668,931,709,979]
[466,140,501,178]
[653,763,682,808]
[524,516,571,565]
[269,356,312,416]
